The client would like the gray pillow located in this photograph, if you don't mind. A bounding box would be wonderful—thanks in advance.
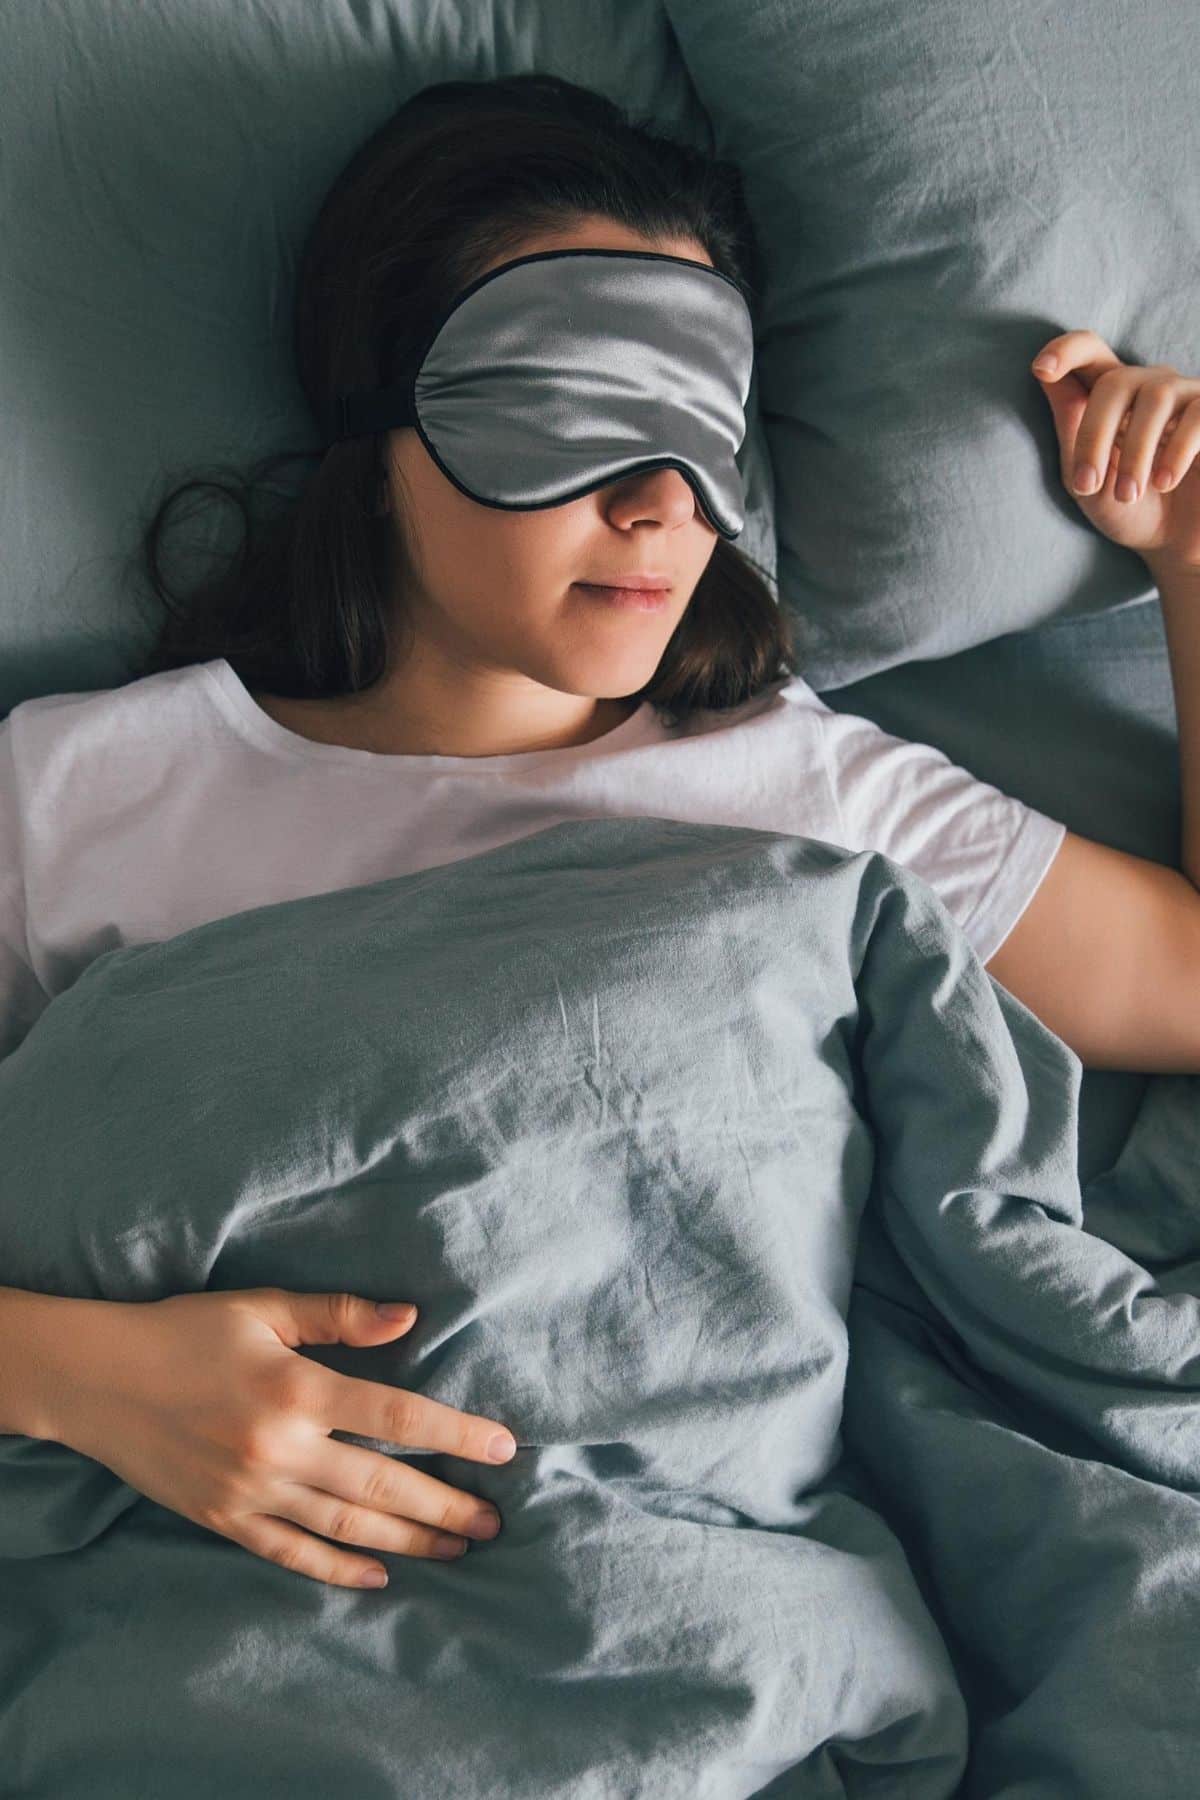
[664,0,1200,687]
[0,1,776,718]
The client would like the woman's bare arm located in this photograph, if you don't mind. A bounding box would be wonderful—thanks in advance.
[981,527,1200,1079]
[0,1282,93,1439]
[1012,344,1200,1071]
[984,829,1200,1073]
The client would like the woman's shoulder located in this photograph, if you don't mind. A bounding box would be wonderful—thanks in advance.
[6,659,214,734]
[2,660,220,809]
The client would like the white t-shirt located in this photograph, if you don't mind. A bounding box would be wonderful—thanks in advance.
[0,657,1066,1063]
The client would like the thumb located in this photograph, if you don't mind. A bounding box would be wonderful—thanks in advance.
[1034,367,1091,485]
[247,1287,420,1349]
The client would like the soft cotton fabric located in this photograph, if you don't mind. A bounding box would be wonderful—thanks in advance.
[0,657,1065,1063]
[2,816,1199,1797]
[662,0,1197,685]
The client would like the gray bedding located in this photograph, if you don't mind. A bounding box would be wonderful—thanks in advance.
[1,816,1197,1797]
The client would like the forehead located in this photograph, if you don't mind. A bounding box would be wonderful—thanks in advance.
[479,214,713,277]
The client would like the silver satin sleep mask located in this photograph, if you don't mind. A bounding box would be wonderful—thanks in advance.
[332,248,755,541]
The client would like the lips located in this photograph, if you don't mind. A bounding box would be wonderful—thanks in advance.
[580,574,673,590]
[576,582,671,611]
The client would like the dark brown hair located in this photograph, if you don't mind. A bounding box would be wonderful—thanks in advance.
[126,71,795,725]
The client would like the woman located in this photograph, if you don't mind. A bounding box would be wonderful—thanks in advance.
[0,69,1197,1605]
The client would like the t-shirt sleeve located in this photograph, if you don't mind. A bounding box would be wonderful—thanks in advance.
[811,695,1067,965]
[0,720,51,1064]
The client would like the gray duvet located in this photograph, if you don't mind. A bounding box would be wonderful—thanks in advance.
[1,817,1197,1797]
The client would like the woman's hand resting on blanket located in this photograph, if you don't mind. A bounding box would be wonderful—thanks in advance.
[1031,331,1200,576]
[56,1287,517,1591]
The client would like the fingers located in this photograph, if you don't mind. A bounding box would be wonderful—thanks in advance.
[215,1441,508,1592]
[230,1511,399,1591]
[320,1367,518,1466]
[266,1447,503,1576]
[1066,370,1171,498]
[293,1436,504,1551]
[1087,374,1183,500]
[1149,399,1200,492]
[1032,335,1200,502]
[243,1442,508,1592]
[269,1479,473,1565]
[1031,328,1123,386]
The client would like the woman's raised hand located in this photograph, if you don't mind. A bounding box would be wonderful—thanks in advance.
[1031,329,1200,577]
[52,1287,517,1590]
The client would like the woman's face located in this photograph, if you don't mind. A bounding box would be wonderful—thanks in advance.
[381,216,720,707]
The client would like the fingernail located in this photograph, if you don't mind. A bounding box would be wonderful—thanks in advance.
[375,1302,416,1323]
[1153,466,1173,490]
[1116,475,1138,503]
[1073,463,1097,493]
[359,1567,388,1587]
[488,1432,517,1462]
[1032,355,1058,374]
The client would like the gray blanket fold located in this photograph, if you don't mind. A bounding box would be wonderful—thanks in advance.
[1,817,1197,1798]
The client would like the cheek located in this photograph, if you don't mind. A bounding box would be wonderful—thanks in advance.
[414,489,510,582]
[411,467,595,596]
[488,504,593,587]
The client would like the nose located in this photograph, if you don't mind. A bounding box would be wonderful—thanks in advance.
[605,464,703,529]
